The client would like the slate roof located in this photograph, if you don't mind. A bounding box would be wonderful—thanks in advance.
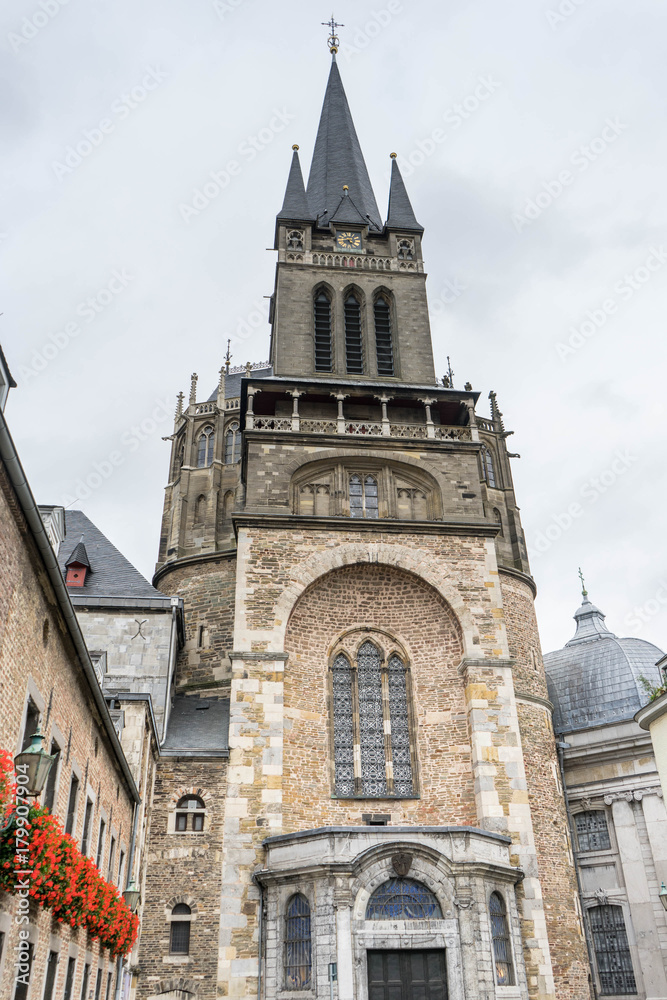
[385,156,423,232]
[544,594,664,733]
[162,694,230,752]
[276,149,313,223]
[206,365,273,403]
[65,540,90,568]
[306,57,382,230]
[59,510,168,600]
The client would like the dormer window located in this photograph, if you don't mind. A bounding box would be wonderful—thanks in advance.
[65,540,91,588]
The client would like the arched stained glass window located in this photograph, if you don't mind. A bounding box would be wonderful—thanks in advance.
[374,296,394,376]
[481,445,497,488]
[349,474,378,519]
[314,291,332,372]
[197,426,214,468]
[331,639,414,798]
[284,894,311,990]
[225,423,241,464]
[490,892,515,986]
[366,879,442,919]
[344,292,363,374]
[589,905,636,996]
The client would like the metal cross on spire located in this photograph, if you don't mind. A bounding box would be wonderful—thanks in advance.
[322,14,344,54]
[578,567,588,599]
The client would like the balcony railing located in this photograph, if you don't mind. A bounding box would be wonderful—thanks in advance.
[248,414,472,441]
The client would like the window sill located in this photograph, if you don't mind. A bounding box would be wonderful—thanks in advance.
[332,795,420,801]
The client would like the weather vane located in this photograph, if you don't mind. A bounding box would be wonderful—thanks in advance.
[322,14,344,53]
[441,356,455,389]
[578,567,588,599]
[225,338,232,372]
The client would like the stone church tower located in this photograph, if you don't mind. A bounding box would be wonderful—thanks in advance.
[140,47,591,1000]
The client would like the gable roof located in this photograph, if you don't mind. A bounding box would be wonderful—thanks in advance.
[59,510,168,600]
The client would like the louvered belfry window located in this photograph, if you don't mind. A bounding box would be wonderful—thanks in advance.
[284,894,312,990]
[374,296,394,376]
[589,905,637,996]
[344,292,364,374]
[575,811,611,852]
[314,291,333,372]
[332,639,415,798]
[490,892,516,986]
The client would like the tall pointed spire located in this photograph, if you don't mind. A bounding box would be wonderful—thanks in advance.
[306,58,382,230]
[385,154,423,232]
[277,146,313,223]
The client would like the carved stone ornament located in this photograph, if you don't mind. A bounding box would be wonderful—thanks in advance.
[580,797,593,811]
[391,852,413,877]
[604,785,663,805]
[453,896,474,909]
[594,888,609,906]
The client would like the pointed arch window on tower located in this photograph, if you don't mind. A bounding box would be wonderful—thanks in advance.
[224,422,241,464]
[196,426,214,468]
[397,239,414,260]
[314,290,333,372]
[480,444,498,488]
[349,474,378,518]
[331,639,415,798]
[374,296,394,376]
[344,292,364,374]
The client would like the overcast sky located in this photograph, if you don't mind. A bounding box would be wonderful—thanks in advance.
[2,0,666,656]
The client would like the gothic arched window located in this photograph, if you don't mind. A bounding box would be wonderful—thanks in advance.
[492,507,503,536]
[349,474,378,519]
[589,905,636,995]
[374,296,394,376]
[397,239,414,261]
[344,292,363,374]
[314,290,332,372]
[197,426,214,468]
[366,879,442,919]
[490,892,515,986]
[332,639,415,798]
[169,903,192,954]
[287,230,304,251]
[284,894,311,990]
[175,795,205,832]
[480,445,497,488]
[575,811,611,852]
[224,423,241,464]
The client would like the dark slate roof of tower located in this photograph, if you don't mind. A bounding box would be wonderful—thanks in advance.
[162,694,230,753]
[385,156,423,232]
[544,592,664,733]
[65,540,91,569]
[306,57,382,230]
[58,510,168,599]
[206,364,273,403]
[276,149,313,223]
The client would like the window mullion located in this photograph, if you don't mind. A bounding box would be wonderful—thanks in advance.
[352,663,362,796]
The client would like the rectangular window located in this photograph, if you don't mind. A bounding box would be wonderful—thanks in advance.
[170,921,190,955]
[93,968,103,1000]
[13,943,33,1000]
[80,963,90,1000]
[589,905,637,995]
[117,850,125,888]
[95,820,106,870]
[43,951,59,1000]
[65,775,79,836]
[575,811,611,852]
[21,700,40,752]
[105,972,113,1000]
[107,837,116,883]
[81,799,94,856]
[42,739,61,812]
[63,957,76,1000]
[192,813,204,832]
[175,813,187,832]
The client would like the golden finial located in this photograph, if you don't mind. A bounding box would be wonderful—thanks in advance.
[322,14,344,54]
[292,144,299,151]
[390,152,397,159]
[343,184,349,191]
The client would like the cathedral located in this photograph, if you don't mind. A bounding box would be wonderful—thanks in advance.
[5,31,667,1000]
[138,43,589,1000]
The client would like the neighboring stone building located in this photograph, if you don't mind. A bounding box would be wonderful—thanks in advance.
[545,588,667,1000]
[139,48,592,1000]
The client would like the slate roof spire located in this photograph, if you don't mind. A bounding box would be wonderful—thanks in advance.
[385,154,423,232]
[305,56,382,230]
[276,145,313,224]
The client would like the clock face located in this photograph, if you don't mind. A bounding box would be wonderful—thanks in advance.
[336,231,362,250]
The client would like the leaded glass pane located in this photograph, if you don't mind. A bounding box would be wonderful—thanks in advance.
[285,894,312,990]
[332,655,355,796]
[490,892,515,986]
[575,811,611,852]
[364,476,379,518]
[366,878,442,919]
[388,655,413,796]
[350,474,364,518]
[358,641,387,797]
[589,905,636,995]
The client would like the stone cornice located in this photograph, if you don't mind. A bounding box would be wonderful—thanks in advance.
[635,690,667,730]
[497,565,537,597]
[603,785,663,804]
[514,691,554,714]
[457,657,516,679]
[153,547,236,588]
[230,651,290,661]
[233,513,499,538]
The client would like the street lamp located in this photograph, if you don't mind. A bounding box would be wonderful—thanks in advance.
[660,883,667,912]
[14,727,56,797]
[123,878,141,913]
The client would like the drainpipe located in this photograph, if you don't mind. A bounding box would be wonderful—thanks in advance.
[557,740,598,999]
[115,802,141,1000]
[252,873,265,1000]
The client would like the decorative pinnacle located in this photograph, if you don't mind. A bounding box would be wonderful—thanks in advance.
[245,361,252,377]
[175,392,184,418]
[189,373,198,405]
[578,567,588,600]
[322,14,343,53]
[224,339,232,372]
